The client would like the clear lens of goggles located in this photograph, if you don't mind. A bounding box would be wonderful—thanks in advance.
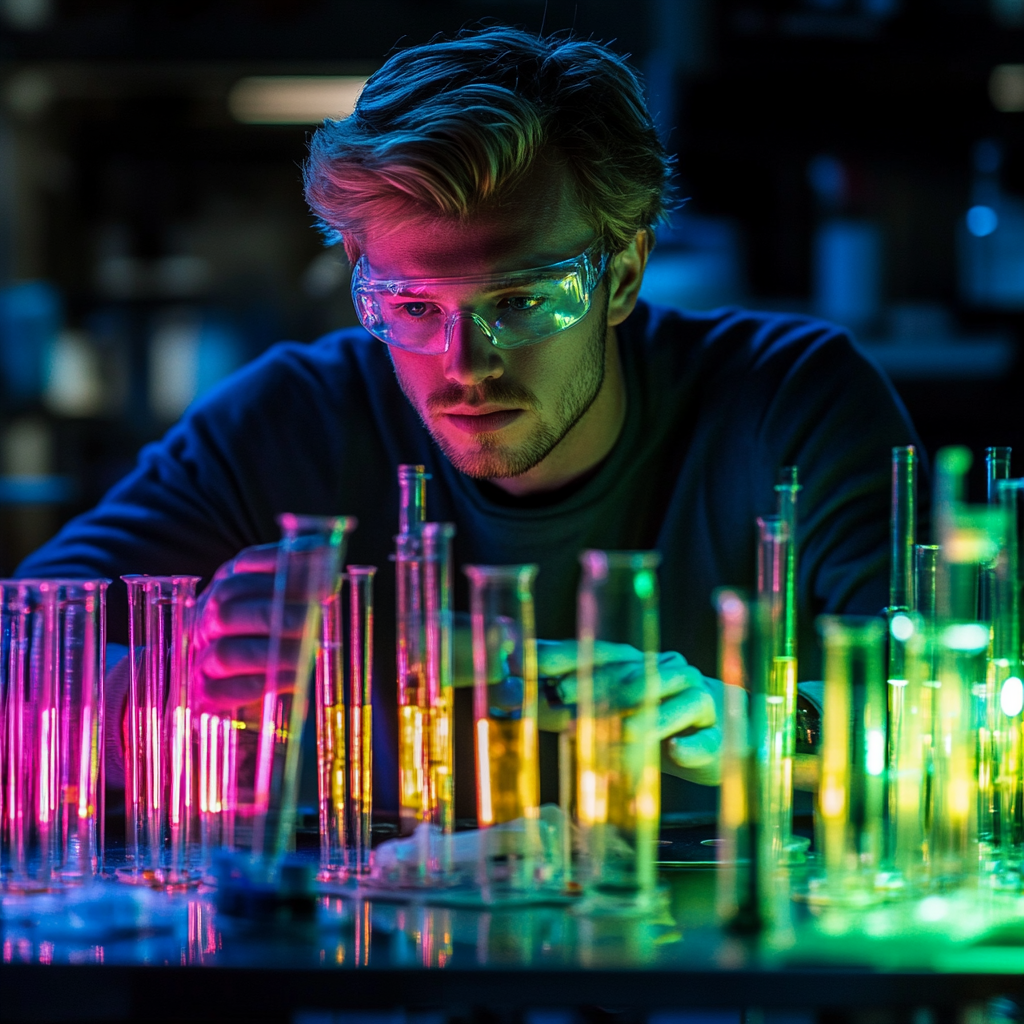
[350,241,608,354]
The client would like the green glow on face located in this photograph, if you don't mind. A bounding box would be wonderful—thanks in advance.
[890,613,915,642]
[1001,676,1024,717]
[634,570,655,602]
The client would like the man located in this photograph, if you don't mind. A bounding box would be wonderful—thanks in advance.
[18,27,919,816]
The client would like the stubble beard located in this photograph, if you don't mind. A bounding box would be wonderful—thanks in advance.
[396,299,609,480]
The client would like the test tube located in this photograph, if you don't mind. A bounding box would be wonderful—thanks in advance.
[0,579,108,889]
[987,447,1013,504]
[775,466,800,661]
[316,566,376,880]
[465,564,542,895]
[393,521,456,877]
[420,522,455,877]
[993,479,1024,875]
[714,588,763,931]
[815,616,886,904]
[887,447,917,855]
[576,550,661,897]
[756,516,797,862]
[885,612,929,892]
[398,463,429,537]
[248,514,355,868]
[122,575,201,887]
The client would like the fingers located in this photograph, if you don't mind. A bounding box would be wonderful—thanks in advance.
[655,686,716,737]
[196,636,300,681]
[663,728,722,786]
[536,639,643,678]
[197,674,269,713]
[196,572,307,643]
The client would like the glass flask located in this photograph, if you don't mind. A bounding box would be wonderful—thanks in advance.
[756,515,798,861]
[121,574,201,887]
[0,578,108,889]
[220,514,355,871]
[316,565,376,880]
[575,549,661,896]
[464,563,542,895]
[814,616,886,904]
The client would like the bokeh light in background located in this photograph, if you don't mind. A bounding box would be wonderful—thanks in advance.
[0,0,1022,571]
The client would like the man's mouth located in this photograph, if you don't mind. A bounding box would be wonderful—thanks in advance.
[441,408,525,434]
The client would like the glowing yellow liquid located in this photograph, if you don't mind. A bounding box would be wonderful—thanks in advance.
[476,717,538,826]
[399,702,452,835]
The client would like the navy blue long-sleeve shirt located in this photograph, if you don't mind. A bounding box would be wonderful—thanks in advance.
[17,300,921,814]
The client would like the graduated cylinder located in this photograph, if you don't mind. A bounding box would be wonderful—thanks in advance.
[815,616,886,903]
[316,566,376,880]
[576,550,661,895]
[0,578,108,889]
[466,564,542,892]
[122,574,201,887]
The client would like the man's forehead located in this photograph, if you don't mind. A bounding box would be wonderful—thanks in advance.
[358,164,594,279]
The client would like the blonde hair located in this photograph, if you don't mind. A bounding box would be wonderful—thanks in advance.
[303,26,675,262]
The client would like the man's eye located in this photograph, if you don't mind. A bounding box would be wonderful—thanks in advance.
[499,295,544,313]
[397,301,437,318]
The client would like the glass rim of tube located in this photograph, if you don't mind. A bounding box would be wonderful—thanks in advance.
[578,549,662,574]
[817,614,886,642]
[463,563,539,581]
[121,574,202,585]
[276,512,358,536]
[0,576,112,590]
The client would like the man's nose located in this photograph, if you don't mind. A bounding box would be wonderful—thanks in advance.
[441,313,504,386]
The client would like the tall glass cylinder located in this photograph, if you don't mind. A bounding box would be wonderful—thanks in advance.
[397,464,428,537]
[714,588,763,931]
[815,616,886,904]
[239,514,355,869]
[756,516,797,861]
[775,466,800,662]
[576,550,661,896]
[890,446,918,617]
[930,622,988,888]
[121,574,200,887]
[394,521,455,878]
[992,478,1024,875]
[465,564,541,893]
[0,578,108,890]
[885,612,929,891]
[987,447,1013,504]
[316,566,376,881]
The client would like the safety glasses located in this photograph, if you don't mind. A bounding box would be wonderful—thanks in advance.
[350,241,609,355]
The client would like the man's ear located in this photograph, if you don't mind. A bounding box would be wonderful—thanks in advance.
[606,229,651,328]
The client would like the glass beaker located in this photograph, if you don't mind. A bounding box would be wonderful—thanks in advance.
[1,578,108,889]
[224,514,355,872]
[316,565,376,881]
[121,574,201,887]
[464,564,542,894]
[814,616,886,905]
[576,549,661,897]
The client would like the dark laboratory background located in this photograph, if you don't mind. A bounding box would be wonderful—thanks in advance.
[0,0,1020,574]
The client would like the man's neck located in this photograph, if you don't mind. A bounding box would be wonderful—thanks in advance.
[487,325,627,497]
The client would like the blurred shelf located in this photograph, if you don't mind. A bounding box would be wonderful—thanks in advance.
[857,336,1017,380]
[0,474,76,504]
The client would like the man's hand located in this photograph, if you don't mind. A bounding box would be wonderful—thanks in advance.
[536,640,722,786]
[192,543,307,713]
